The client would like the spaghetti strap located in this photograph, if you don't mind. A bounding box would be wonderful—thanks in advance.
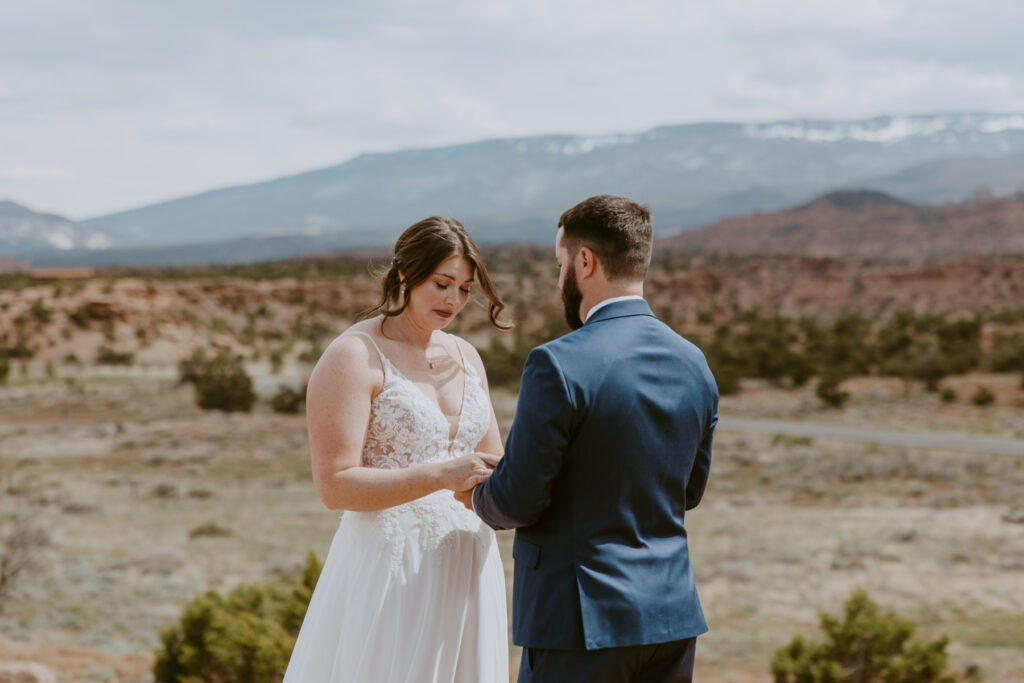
[342,330,390,374]
[449,333,476,377]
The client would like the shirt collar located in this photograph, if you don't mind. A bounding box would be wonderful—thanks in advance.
[583,295,646,323]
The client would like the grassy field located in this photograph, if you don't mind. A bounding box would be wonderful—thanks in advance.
[1,371,1023,681]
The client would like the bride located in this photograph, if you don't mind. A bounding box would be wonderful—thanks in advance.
[283,216,511,682]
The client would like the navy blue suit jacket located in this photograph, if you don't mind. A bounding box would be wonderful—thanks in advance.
[473,299,718,650]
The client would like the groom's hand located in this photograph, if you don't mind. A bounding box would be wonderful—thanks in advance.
[454,485,476,511]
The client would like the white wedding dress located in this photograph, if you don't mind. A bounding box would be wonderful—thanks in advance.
[283,331,509,683]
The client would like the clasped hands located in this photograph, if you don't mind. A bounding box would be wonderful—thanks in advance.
[436,452,500,511]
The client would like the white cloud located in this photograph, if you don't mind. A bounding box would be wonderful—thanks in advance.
[0,163,77,182]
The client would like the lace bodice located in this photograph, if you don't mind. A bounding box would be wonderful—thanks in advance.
[339,330,493,567]
[344,330,491,469]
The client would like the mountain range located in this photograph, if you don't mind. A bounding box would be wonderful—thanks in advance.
[4,112,1024,266]
[660,190,1024,261]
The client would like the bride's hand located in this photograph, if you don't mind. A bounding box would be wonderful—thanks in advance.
[435,453,500,492]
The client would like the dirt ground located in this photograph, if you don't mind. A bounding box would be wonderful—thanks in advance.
[1,371,1023,682]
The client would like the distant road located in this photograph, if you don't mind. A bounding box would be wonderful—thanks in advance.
[719,417,1024,456]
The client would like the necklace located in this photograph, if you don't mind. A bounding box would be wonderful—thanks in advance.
[380,316,445,371]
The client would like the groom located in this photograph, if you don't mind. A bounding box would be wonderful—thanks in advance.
[465,195,719,682]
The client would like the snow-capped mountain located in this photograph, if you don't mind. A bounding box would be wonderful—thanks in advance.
[0,200,117,256]
[745,113,1024,144]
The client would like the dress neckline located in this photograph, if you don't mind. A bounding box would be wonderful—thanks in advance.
[346,328,469,445]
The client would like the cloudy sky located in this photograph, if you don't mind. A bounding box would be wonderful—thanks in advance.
[3,0,1023,219]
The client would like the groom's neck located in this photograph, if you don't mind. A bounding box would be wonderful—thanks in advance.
[579,280,644,323]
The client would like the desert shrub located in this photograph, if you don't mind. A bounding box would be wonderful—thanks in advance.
[68,306,91,329]
[815,373,849,408]
[96,346,134,366]
[819,314,874,377]
[771,590,956,683]
[29,299,51,325]
[0,336,34,359]
[153,551,321,683]
[188,521,233,539]
[270,383,306,414]
[181,309,201,327]
[939,386,957,403]
[709,360,743,396]
[0,359,8,385]
[989,333,1024,372]
[970,386,995,407]
[877,313,982,386]
[296,338,323,364]
[262,328,287,342]
[784,351,816,387]
[904,347,948,390]
[194,351,255,412]
[478,336,531,391]
[209,316,234,334]
[737,314,798,382]
[268,349,284,374]
[934,315,982,373]
[178,348,210,385]
[991,307,1024,324]
[703,328,744,395]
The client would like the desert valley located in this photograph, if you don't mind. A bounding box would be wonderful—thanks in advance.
[2,186,1024,681]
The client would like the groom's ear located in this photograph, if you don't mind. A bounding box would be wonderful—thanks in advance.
[577,246,599,280]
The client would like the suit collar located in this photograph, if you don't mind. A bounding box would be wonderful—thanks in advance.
[584,297,654,325]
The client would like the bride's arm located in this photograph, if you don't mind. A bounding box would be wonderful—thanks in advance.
[307,335,494,512]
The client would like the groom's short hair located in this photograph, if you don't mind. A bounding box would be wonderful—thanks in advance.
[558,195,652,282]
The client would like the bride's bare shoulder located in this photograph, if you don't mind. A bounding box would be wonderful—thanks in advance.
[311,320,385,383]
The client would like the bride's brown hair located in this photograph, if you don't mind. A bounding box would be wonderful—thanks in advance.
[361,216,512,330]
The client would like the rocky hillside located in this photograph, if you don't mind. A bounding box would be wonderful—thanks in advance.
[3,250,1024,377]
[661,190,1024,261]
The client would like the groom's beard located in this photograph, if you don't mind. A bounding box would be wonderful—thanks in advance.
[561,264,584,331]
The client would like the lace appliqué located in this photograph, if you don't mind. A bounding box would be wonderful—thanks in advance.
[343,332,493,572]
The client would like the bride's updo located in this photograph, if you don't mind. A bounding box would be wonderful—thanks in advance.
[363,216,511,330]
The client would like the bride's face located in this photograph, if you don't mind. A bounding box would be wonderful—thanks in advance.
[404,255,475,329]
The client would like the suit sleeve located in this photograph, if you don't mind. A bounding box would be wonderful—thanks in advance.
[685,397,717,511]
[473,346,573,530]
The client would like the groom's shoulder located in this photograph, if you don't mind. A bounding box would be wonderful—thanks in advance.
[533,327,588,355]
